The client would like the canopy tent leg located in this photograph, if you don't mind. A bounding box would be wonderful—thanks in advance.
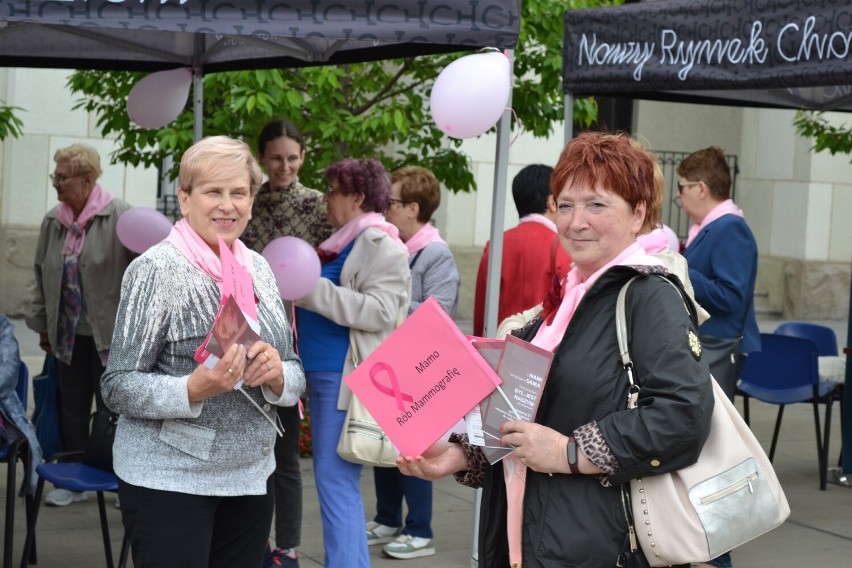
[471,50,515,568]
[842,282,852,474]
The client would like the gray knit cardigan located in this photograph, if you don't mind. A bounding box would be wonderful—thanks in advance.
[102,241,305,496]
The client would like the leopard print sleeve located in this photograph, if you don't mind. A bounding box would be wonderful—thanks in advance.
[448,433,488,489]
[575,421,621,487]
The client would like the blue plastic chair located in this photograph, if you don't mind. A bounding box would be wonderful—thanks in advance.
[20,428,129,568]
[738,333,841,490]
[1,362,32,568]
[774,321,839,356]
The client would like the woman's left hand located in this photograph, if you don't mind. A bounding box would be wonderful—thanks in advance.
[243,341,285,396]
[500,421,569,475]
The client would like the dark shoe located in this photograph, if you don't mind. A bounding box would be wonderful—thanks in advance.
[264,545,300,568]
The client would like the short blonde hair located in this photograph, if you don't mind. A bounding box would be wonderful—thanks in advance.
[54,144,102,179]
[179,136,263,196]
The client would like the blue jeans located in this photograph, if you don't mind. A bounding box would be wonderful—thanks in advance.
[373,467,433,538]
[308,371,370,568]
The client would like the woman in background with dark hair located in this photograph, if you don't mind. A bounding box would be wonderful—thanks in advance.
[295,158,411,568]
[242,118,332,568]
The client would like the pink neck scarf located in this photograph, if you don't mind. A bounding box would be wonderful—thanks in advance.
[636,226,672,254]
[55,184,114,257]
[685,199,744,248]
[518,213,557,233]
[404,223,447,256]
[165,218,253,283]
[318,211,406,255]
[531,242,662,353]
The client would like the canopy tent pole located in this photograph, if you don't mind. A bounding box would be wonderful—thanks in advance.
[193,72,203,142]
[470,50,515,568]
[564,92,574,143]
[843,291,852,474]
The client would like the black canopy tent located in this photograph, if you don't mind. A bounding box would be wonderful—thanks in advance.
[563,0,852,474]
[0,0,520,71]
[0,0,520,140]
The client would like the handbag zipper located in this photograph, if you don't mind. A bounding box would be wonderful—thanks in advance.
[620,484,638,552]
[700,472,759,505]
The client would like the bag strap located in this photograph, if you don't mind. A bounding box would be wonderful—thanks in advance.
[616,274,695,410]
[615,276,640,410]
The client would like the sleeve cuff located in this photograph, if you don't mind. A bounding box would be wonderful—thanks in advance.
[575,421,621,487]
[448,433,488,489]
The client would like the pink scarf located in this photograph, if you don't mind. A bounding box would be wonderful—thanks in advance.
[165,218,254,283]
[518,213,557,233]
[532,242,662,353]
[55,184,114,257]
[404,223,447,256]
[636,226,672,254]
[318,212,406,255]
[685,199,744,248]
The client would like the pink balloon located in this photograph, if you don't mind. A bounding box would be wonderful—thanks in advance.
[116,207,174,254]
[261,237,321,301]
[127,68,192,129]
[429,51,511,139]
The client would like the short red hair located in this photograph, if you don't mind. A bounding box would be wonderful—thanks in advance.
[550,132,658,229]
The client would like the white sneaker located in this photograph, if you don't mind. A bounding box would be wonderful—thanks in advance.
[382,534,436,559]
[366,521,402,545]
[45,488,88,507]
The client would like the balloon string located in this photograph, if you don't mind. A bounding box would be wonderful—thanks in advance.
[507,107,520,146]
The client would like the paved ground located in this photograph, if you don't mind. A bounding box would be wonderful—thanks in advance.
[3,317,852,567]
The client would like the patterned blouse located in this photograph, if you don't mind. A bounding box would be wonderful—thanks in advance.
[242,181,333,252]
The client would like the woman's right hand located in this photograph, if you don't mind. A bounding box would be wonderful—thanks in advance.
[187,343,247,403]
[396,440,469,480]
[38,333,52,355]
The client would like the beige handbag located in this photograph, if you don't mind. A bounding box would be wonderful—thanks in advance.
[336,328,399,468]
[616,276,790,566]
[336,393,398,467]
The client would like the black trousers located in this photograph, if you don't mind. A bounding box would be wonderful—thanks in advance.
[56,334,106,453]
[272,402,303,549]
[118,476,274,568]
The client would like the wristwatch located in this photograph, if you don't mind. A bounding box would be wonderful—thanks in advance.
[566,435,580,474]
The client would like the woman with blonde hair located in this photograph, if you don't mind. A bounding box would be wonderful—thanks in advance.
[102,136,305,568]
[27,143,133,506]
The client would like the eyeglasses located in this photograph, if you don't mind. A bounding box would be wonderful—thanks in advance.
[388,198,407,206]
[49,173,81,184]
[677,181,701,194]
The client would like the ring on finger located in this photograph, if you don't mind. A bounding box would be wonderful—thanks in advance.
[263,351,270,361]
[227,368,234,375]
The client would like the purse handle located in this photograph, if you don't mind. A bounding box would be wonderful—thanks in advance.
[615,275,694,411]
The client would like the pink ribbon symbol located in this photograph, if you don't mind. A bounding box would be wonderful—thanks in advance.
[369,362,414,412]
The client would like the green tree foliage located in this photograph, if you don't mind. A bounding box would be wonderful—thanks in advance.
[0,102,24,140]
[794,111,852,159]
[66,0,620,192]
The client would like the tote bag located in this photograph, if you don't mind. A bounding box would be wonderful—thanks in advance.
[616,277,790,566]
[31,355,62,459]
[337,393,397,467]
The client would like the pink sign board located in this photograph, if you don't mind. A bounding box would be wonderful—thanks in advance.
[345,297,500,457]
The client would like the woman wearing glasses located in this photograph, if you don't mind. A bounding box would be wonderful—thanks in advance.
[295,158,411,567]
[366,166,459,560]
[26,143,133,507]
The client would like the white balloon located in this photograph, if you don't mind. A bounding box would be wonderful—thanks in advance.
[127,67,192,129]
[429,51,511,139]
